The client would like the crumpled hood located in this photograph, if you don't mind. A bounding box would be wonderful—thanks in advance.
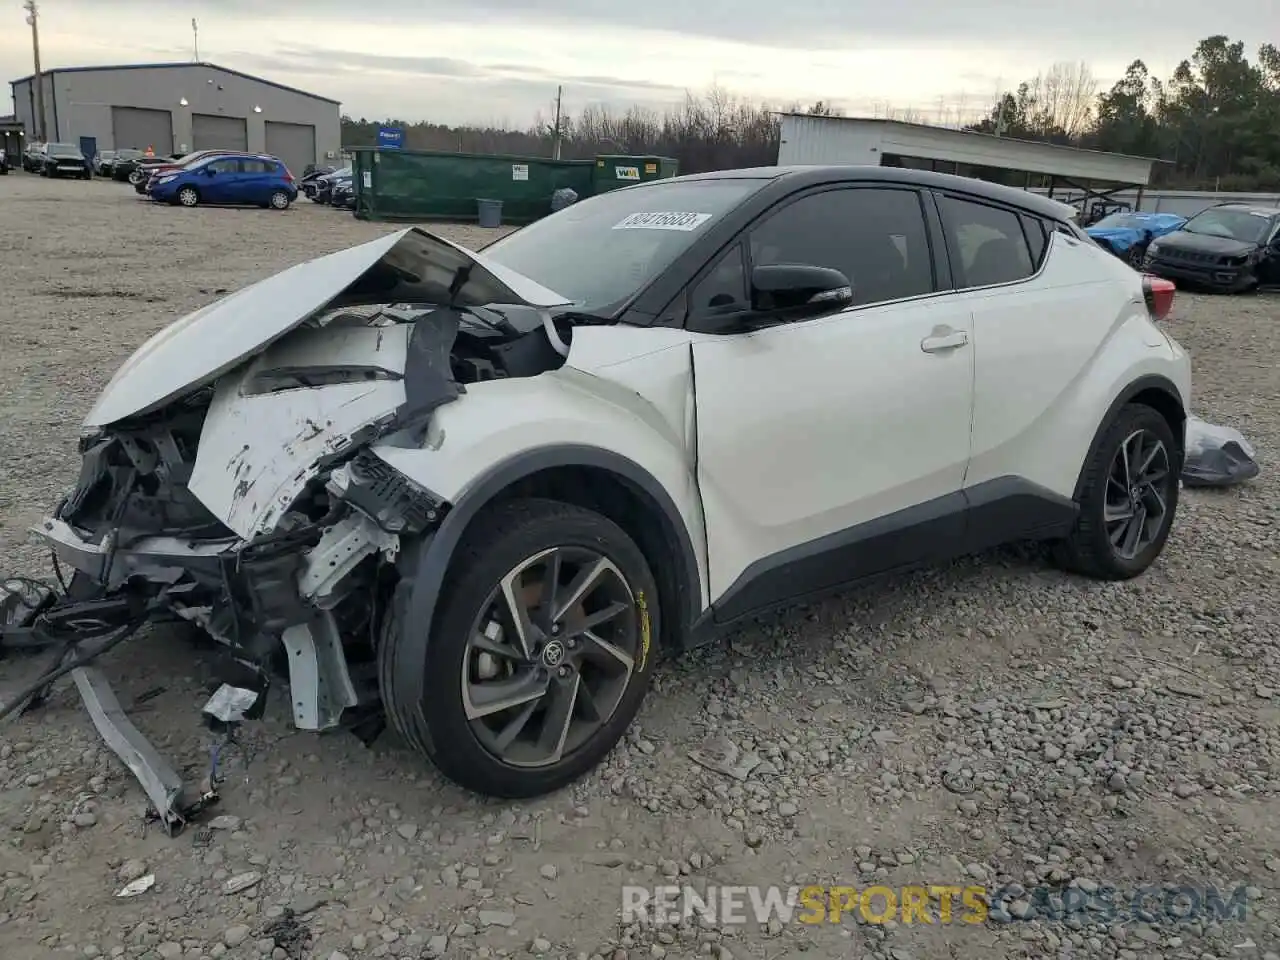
[83,227,570,428]
[1151,230,1257,257]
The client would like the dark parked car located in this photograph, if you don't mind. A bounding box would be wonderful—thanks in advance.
[111,148,145,181]
[1143,203,1280,293]
[22,142,46,172]
[329,174,354,209]
[310,166,349,204]
[0,149,9,175]
[42,143,91,179]
[93,150,117,177]
[299,165,336,199]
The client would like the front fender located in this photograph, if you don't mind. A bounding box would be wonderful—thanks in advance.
[372,370,708,712]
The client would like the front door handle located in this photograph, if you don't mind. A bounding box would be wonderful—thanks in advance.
[921,329,970,354]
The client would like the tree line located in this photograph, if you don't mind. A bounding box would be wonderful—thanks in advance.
[340,35,1280,191]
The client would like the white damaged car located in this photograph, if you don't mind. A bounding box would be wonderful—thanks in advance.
[29,166,1190,803]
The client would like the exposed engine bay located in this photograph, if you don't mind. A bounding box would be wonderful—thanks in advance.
[0,228,588,832]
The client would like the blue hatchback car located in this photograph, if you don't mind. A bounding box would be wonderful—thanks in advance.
[150,153,298,210]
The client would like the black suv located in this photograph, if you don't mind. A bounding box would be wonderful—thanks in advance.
[1143,202,1280,293]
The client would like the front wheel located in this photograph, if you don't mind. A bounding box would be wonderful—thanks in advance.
[177,186,200,207]
[1052,403,1180,580]
[382,498,659,798]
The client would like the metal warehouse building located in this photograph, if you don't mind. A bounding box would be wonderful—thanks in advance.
[10,61,342,175]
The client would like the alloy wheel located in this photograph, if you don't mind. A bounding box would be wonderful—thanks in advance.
[1105,429,1172,560]
[461,546,640,768]
[270,191,290,209]
[179,188,198,207]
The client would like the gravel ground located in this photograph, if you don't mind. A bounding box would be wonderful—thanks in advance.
[2,172,1280,960]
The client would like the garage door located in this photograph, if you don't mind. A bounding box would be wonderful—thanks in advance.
[191,114,248,152]
[111,106,173,154]
[264,121,316,176]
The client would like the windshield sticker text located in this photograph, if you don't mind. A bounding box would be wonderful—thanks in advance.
[613,212,712,232]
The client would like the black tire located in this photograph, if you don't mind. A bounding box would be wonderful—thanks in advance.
[381,498,659,798]
[268,190,291,210]
[1052,403,1180,580]
[176,186,200,208]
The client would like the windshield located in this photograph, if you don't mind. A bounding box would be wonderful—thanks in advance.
[48,143,80,157]
[1182,209,1272,244]
[481,178,764,311]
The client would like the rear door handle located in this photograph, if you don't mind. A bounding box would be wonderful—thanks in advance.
[921,330,970,354]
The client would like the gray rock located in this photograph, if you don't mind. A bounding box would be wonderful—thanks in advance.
[117,860,148,883]
[479,910,517,928]
[224,925,251,948]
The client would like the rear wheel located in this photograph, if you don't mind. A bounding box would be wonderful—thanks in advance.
[381,498,659,798]
[177,186,200,208]
[1052,403,1180,580]
[269,190,291,210]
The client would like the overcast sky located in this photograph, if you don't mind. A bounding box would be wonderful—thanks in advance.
[2,1,1272,127]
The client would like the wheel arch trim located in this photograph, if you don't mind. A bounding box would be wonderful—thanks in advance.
[1071,373,1187,503]
[390,445,702,729]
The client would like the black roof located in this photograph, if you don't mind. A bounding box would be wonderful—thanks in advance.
[1206,201,1280,217]
[9,61,340,106]
[669,165,1078,221]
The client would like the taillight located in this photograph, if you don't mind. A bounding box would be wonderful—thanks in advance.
[1142,275,1175,322]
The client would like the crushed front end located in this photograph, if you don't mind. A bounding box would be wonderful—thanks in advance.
[2,227,574,833]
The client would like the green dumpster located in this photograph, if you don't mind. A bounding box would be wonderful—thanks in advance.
[591,155,680,193]
[351,148,594,224]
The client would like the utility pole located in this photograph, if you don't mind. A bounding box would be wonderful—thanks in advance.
[192,18,199,61]
[551,85,562,160]
[23,0,45,142]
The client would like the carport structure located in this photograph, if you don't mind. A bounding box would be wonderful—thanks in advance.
[777,114,1160,216]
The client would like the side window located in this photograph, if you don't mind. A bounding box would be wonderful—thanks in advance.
[1020,215,1048,267]
[690,243,748,316]
[207,158,241,174]
[937,196,1035,289]
[747,188,935,307]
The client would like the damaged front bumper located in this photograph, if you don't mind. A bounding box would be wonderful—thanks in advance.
[5,228,576,833]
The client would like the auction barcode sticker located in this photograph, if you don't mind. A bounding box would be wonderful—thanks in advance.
[613,212,712,231]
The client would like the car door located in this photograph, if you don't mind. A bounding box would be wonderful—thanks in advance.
[935,191,1126,514]
[201,157,241,203]
[237,158,271,204]
[687,185,976,617]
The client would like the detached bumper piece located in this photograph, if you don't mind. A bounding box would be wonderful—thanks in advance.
[0,578,227,835]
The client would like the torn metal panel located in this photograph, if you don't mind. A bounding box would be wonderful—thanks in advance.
[282,613,359,731]
[188,325,411,540]
[73,666,190,830]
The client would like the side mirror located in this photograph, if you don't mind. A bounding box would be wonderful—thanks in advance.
[750,263,853,320]
[205,166,218,177]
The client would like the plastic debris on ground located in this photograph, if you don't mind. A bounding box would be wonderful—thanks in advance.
[202,684,259,723]
[116,874,156,898]
[1182,416,1260,488]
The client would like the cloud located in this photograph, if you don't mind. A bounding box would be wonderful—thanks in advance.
[192,0,1274,58]
[1,0,1272,127]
